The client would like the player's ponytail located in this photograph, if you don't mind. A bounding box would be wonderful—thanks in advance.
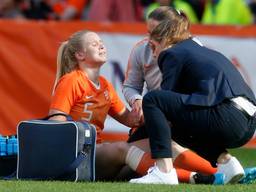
[52,41,68,94]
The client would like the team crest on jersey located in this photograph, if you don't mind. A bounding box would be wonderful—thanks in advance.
[104,90,110,100]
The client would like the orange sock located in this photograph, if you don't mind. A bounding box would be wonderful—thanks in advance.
[136,154,193,183]
[176,168,191,183]
[125,146,205,182]
[173,150,217,175]
[125,146,155,176]
[136,152,155,175]
[131,151,194,183]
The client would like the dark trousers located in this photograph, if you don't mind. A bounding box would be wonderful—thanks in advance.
[127,125,148,143]
[142,90,256,167]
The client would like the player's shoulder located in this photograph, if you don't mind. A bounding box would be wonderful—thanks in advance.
[134,38,148,47]
[131,38,150,52]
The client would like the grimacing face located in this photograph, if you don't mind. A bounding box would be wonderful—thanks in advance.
[80,32,107,66]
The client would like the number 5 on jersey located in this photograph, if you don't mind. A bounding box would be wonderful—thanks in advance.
[82,103,93,121]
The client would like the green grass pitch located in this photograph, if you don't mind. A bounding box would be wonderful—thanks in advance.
[0,148,255,192]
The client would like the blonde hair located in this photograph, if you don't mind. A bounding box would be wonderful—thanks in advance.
[149,7,191,46]
[53,30,89,93]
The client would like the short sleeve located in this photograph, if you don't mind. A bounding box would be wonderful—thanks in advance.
[50,74,79,114]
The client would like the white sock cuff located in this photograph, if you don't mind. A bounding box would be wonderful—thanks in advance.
[125,146,145,171]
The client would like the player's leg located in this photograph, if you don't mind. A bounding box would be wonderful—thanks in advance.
[94,135,221,183]
[128,126,217,175]
[95,142,129,180]
[172,141,217,175]
[95,139,157,181]
[124,139,223,184]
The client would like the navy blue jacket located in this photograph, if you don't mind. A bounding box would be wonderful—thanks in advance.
[158,38,256,106]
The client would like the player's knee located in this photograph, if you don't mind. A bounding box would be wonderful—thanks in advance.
[115,141,130,154]
[142,91,158,108]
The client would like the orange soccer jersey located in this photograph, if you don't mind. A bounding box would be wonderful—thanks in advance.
[50,69,125,143]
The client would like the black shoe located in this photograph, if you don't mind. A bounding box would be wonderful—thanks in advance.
[193,173,225,185]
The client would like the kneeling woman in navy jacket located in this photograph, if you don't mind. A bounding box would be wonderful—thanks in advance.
[129,8,256,185]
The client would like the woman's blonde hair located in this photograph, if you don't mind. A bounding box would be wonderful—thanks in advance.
[53,30,89,92]
[149,7,191,46]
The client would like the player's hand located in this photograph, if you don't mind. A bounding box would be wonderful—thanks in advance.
[132,99,144,125]
[129,109,142,127]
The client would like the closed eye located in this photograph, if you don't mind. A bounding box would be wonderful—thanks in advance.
[91,42,98,47]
